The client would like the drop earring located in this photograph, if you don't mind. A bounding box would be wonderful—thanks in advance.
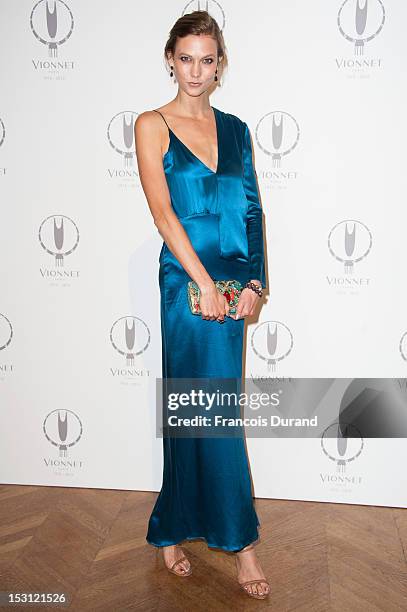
[214,68,218,82]
[170,65,174,77]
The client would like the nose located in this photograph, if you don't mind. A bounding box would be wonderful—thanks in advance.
[191,60,201,78]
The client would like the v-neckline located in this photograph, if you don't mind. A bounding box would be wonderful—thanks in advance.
[167,106,220,175]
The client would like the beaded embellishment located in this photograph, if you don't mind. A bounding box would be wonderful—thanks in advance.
[187,279,243,316]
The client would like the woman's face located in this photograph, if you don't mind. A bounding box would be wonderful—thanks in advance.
[169,34,219,95]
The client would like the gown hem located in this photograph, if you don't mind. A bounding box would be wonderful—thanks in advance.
[146,529,260,552]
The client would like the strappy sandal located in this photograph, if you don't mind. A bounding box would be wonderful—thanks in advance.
[236,544,270,600]
[163,545,192,577]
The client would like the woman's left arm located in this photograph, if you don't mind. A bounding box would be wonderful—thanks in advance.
[242,122,266,290]
[233,122,266,319]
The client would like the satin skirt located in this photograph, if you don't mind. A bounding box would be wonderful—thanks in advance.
[146,214,260,551]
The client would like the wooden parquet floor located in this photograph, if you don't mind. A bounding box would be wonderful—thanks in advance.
[0,485,406,611]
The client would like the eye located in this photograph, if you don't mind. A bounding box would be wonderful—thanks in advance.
[203,58,214,64]
[180,56,190,62]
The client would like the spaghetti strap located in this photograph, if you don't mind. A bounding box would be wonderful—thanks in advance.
[153,109,171,132]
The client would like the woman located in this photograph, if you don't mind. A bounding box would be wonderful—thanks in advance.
[134,10,269,600]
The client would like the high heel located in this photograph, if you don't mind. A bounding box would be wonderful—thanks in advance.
[162,544,192,577]
[235,544,270,600]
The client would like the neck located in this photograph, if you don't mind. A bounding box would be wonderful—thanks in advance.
[172,91,213,119]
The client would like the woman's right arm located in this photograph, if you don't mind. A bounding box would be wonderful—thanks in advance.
[134,111,228,321]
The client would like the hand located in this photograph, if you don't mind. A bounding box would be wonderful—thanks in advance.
[199,285,230,323]
[229,286,261,320]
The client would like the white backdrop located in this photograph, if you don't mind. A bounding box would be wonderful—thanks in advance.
[1,0,406,508]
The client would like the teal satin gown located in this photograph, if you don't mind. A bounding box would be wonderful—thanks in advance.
[146,106,266,552]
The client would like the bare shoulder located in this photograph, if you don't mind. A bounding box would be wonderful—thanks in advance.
[134,109,162,134]
[134,110,170,159]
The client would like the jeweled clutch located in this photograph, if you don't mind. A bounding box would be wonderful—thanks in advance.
[187,279,243,316]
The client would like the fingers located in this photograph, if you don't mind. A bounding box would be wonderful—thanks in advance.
[201,295,229,323]
[200,289,261,322]
[202,313,226,323]
[223,296,230,318]
[234,292,261,318]
[201,313,226,323]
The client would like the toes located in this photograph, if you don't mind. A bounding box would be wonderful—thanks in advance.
[180,559,190,574]
[260,582,270,596]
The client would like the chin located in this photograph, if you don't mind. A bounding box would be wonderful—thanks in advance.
[185,83,207,95]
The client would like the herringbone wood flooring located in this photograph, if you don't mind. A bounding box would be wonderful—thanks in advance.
[0,485,406,611]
